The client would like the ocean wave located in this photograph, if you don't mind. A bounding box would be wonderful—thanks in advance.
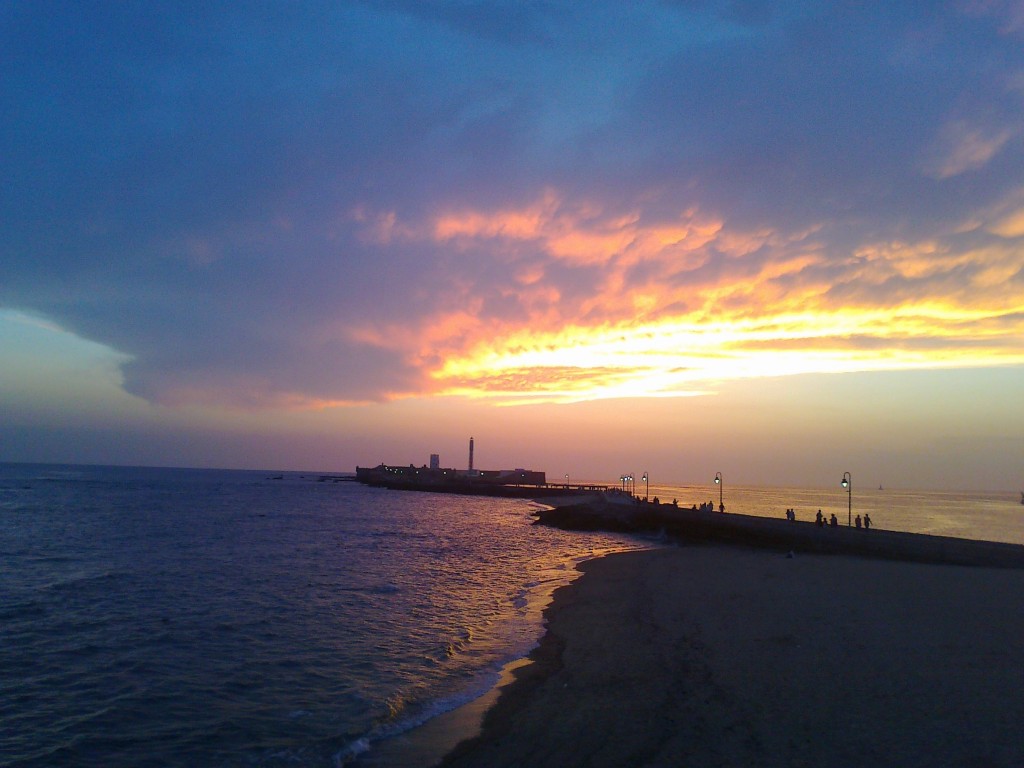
[333,669,503,767]
[0,597,46,622]
[445,627,473,659]
[337,582,401,595]
[39,568,128,593]
[333,736,371,766]
[0,466,650,767]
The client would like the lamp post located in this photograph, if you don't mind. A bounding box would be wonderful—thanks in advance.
[841,471,852,526]
[565,473,569,488]
[714,471,723,512]
[642,472,648,501]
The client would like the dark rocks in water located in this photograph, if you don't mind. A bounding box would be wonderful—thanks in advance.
[533,503,640,532]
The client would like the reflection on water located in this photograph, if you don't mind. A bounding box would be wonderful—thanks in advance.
[2,463,1021,768]
[0,463,647,767]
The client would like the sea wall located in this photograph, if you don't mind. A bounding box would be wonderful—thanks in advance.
[533,500,1024,568]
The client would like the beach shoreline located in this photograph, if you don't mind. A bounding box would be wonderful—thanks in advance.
[436,544,1024,767]
[357,541,653,768]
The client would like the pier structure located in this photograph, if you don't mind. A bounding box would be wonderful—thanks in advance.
[357,437,610,500]
[533,497,1024,569]
[355,461,611,499]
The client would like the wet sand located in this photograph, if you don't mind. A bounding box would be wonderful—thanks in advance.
[437,545,1024,768]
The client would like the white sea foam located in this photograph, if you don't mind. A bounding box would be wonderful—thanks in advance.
[333,737,371,766]
[333,669,504,766]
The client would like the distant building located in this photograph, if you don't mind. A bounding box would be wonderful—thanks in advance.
[429,453,440,470]
[355,463,546,488]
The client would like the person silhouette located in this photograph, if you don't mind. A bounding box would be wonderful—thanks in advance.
[855,514,862,528]
[864,513,872,529]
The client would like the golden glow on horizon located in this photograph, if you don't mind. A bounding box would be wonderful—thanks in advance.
[428,305,1024,404]
[349,192,1024,406]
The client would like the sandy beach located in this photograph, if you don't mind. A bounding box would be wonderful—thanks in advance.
[438,544,1024,768]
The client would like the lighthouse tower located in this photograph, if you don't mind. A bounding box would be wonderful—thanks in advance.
[468,436,474,471]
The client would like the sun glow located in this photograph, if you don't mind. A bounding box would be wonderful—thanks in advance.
[349,192,1024,406]
[427,302,1024,404]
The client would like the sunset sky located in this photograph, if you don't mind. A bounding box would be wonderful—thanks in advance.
[2,2,1023,490]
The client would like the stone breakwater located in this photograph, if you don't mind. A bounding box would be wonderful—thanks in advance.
[533,499,1024,568]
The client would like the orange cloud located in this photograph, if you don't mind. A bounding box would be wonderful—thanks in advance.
[434,189,558,241]
[433,190,723,268]
[347,191,1024,405]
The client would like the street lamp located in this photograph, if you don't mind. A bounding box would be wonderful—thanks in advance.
[565,473,569,488]
[841,471,852,526]
[642,472,648,501]
[714,472,724,512]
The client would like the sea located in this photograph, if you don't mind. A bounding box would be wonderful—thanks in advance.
[2,463,1022,768]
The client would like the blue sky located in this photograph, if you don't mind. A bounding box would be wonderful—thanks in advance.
[2,2,1023,489]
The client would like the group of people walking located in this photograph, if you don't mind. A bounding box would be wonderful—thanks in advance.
[786,507,873,528]
[693,500,724,513]
[803,508,872,528]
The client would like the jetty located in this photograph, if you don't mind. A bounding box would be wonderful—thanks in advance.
[534,494,1024,569]
[357,437,613,500]
[354,462,609,501]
